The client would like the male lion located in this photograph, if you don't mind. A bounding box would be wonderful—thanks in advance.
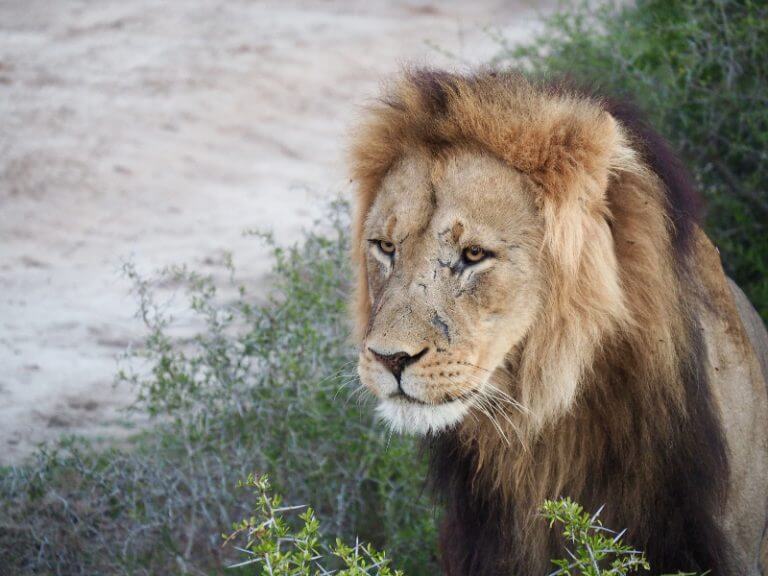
[349,70,768,575]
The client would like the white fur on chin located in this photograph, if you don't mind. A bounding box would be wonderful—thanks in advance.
[375,397,470,435]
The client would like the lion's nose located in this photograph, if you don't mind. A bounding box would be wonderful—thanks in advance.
[368,347,429,382]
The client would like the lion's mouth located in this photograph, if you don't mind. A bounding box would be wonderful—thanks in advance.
[386,386,480,406]
[388,390,428,405]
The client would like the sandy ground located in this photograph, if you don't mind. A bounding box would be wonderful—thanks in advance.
[0,0,549,464]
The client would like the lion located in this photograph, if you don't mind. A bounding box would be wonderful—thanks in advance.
[348,69,768,576]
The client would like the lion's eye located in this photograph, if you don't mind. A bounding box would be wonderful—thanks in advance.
[377,240,396,256]
[462,245,487,264]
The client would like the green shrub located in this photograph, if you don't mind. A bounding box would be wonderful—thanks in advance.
[494,0,768,320]
[224,474,403,575]
[0,201,437,575]
[543,499,650,576]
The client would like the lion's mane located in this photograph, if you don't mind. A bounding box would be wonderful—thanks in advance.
[350,70,734,575]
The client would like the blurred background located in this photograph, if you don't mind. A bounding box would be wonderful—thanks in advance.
[0,1,765,574]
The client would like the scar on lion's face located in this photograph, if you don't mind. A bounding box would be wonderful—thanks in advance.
[356,147,545,434]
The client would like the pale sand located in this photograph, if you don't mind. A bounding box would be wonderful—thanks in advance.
[0,0,549,463]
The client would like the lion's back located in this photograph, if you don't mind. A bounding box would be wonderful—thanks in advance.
[694,230,768,574]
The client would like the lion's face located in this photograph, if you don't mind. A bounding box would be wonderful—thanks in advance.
[357,148,544,434]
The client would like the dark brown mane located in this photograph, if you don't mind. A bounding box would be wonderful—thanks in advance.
[350,68,738,575]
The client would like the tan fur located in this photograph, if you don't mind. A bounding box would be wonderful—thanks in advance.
[349,70,768,574]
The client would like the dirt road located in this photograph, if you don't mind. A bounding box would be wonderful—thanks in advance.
[0,0,547,463]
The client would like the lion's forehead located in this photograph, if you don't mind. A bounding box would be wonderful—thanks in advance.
[366,153,433,240]
[366,149,538,247]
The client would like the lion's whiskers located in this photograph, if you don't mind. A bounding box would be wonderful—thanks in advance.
[443,374,519,447]
[442,373,528,448]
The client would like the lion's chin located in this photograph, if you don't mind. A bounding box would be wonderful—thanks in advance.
[375,397,470,435]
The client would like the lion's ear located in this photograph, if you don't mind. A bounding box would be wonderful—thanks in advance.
[534,111,622,278]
